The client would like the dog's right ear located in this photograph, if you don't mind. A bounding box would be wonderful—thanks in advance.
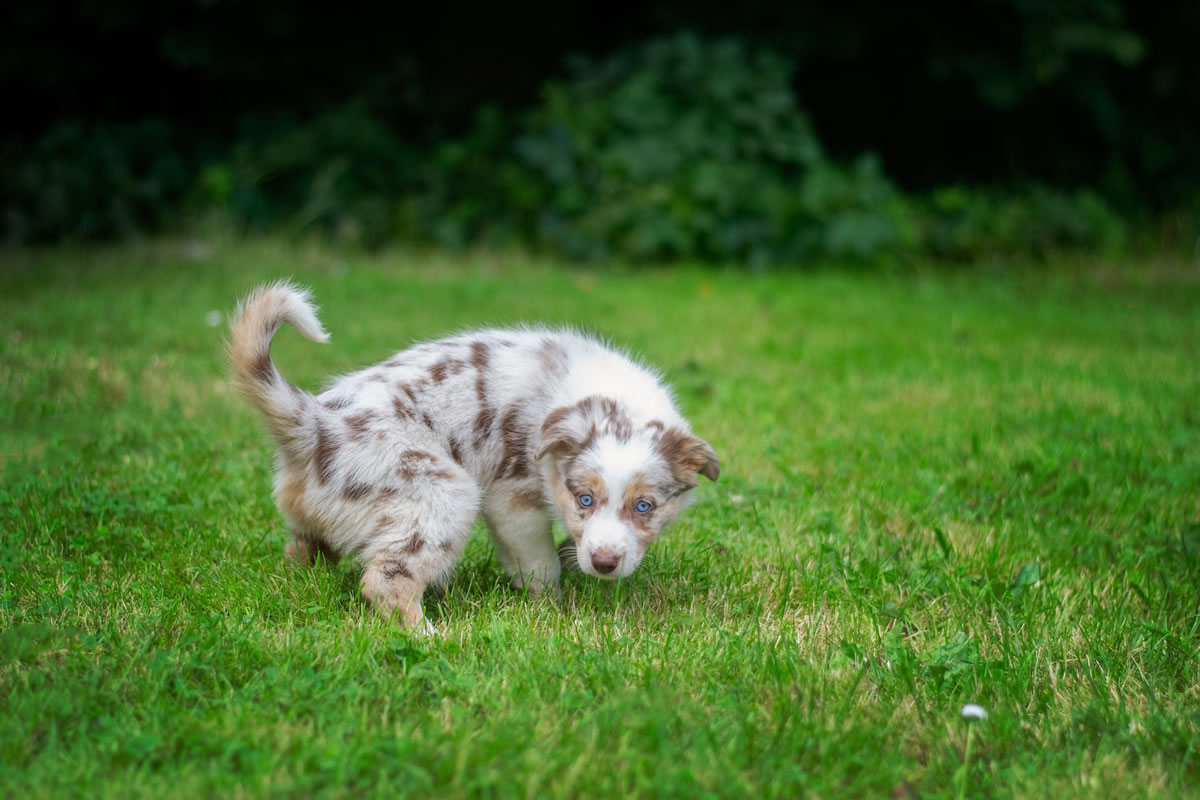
[536,405,587,461]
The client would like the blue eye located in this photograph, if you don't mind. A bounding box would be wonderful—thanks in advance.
[635,500,652,513]
[578,494,593,507]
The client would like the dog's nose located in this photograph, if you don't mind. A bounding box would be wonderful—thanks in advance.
[590,549,621,574]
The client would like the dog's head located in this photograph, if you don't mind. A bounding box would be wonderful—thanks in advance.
[536,396,719,579]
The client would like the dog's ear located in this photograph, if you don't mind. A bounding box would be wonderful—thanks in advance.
[536,405,586,461]
[658,428,720,485]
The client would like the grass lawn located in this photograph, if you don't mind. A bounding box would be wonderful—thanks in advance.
[1,240,1198,798]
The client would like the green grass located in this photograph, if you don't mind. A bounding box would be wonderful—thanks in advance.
[2,239,1198,798]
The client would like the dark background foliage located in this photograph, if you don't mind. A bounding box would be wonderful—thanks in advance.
[3,0,1197,261]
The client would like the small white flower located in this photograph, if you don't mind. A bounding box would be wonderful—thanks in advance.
[729,494,745,504]
[961,704,987,721]
[205,310,223,327]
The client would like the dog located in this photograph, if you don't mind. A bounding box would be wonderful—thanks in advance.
[229,281,719,631]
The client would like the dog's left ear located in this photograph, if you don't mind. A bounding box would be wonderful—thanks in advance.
[658,428,720,485]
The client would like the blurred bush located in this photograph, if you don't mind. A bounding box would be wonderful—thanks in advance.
[199,107,420,246]
[408,33,1121,265]
[920,185,1127,261]
[410,34,920,264]
[2,120,191,242]
[0,32,1133,264]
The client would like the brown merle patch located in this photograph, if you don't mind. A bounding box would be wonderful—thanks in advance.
[449,438,465,466]
[370,515,395,539]
[537,396,633,461]
[322,396,351,411]
[314,422,337,484]
[497,406,532,479]
[469,340,490,370]
[392,395,415,421]
[422,412,437,431]
[380,558,412,580]
[399,383,418,403]
[429,357,465,384]
[588,396,633,441]
[438,539,456,552]
[470,341,494,448]
[252,352,274,385]
[473,405,496,449]
[510,486,544,511]
[400,534,425,555]
[343,481,372,501]
[344,410,377,441]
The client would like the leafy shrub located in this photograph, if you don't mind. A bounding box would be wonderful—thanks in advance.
[414,33,1128,266]
[0,31,1134,264]
[920,185,1127,260]
[396,106,539,249]
[2,107,421,247]
[416,33,916,265]
[200,106,419,246]
[2,120,192,243]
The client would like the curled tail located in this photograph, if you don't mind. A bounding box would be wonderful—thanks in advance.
[230,281,330,456]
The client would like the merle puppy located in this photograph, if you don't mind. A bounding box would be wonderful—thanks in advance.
[230,282,719,631]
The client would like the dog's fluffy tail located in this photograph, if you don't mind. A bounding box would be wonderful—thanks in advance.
[230,281,330,457]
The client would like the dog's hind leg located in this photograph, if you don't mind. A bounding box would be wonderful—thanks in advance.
[276,471,340,567]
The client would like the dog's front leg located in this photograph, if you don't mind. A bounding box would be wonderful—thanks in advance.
[483,486,560,596]
[359,460,481,633]
[360,559,432,632]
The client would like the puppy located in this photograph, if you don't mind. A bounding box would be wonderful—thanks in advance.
[229,281,719,631]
